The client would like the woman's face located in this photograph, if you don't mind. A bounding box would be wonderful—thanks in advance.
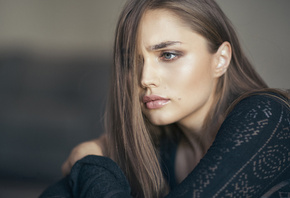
[139,9,220,130]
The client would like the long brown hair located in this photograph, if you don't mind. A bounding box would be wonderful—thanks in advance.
[104,0,283,197]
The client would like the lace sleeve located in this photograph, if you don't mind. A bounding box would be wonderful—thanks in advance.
[165,95,290,198]
[69,155,131,198]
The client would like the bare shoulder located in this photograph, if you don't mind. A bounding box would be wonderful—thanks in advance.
[61,133,108,175]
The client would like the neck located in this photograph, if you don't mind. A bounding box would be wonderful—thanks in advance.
[176,80,222,154]
[177,121,219,156]
[174,120,221,184]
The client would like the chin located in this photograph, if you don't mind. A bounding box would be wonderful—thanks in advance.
[146,115,175,126]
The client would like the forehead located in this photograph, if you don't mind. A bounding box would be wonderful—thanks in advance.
[138,9,191,48]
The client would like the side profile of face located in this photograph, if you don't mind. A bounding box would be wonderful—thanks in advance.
[139,9,230,131]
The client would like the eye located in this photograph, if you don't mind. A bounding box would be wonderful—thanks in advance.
[160,52,178,61]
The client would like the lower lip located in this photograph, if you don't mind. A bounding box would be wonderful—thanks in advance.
[145,100,170,109]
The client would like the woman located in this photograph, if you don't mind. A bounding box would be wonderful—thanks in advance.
[41,0,290,197]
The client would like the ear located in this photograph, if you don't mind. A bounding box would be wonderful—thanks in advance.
[213,41,232,78]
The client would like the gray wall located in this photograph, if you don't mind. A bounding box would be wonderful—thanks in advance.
[0,0,289,197]
[218,0,290,89]
[0,0,289,88]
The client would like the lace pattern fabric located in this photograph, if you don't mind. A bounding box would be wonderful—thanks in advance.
[40,94,290,198]
[165,94,290,197]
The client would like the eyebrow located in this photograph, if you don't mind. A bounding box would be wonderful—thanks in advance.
[149,41,182,51]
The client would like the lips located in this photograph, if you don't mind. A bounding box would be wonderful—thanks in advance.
[142,95,170,109]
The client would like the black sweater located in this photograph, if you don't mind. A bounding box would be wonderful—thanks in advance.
[40,94,290,198]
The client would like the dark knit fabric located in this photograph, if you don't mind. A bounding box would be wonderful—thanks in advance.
[40,94,290,198]
[40,156,131,198]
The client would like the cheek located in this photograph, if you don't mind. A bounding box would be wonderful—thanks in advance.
[163,57,213,98]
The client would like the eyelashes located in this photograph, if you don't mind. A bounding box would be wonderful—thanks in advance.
[159,51,182,61]
[137,50,183,64]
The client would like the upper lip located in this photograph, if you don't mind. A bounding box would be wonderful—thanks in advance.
[142,95,169,103]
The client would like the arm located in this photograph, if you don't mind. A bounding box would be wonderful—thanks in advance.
[40,134,133,198]
[42,95,289,198]
[69,155,131,198]
[62,134,107,176]
[40,155,132,198]
[165,95,290,197]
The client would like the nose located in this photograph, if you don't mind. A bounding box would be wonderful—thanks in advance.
[140,57,160,89]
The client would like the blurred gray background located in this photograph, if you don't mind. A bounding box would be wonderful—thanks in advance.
[0,0,289,197]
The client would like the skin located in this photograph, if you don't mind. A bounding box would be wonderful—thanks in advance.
[61,135,106,176]
[139,9,217,130]
[63,9,232,183]
[139,9,231,182]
